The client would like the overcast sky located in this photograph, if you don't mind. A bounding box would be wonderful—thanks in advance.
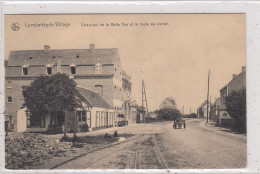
[5,14,245,114]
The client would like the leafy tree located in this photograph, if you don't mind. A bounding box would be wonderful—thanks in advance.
[225,88,246,118]
[225,88,246,132]
[23,73,80,136]
[157,108,181,121]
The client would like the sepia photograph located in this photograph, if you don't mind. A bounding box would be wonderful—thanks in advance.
[3,14,246,170]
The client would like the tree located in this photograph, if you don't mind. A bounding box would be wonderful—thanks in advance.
[225,88,246,118]
[23,73,80,136]
[157,108,181,121]
[225,88,246,132]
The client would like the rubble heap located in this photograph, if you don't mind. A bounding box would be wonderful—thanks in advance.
[5,133,72,169]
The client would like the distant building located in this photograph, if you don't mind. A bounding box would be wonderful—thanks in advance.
[209,98,222,121]
[5,44,134,132]
[159,97,177,110]
[197,100,208,118]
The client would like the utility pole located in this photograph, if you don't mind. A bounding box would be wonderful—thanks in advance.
[209,96,212,121]
[182,105,184,115]
[206,69,210,123]
[190,107,191,115]
[142,80,148,122]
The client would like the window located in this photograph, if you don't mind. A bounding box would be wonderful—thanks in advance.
[101,112,104,127]
[46,64,53,75]
[7,81,12,88]
[27,112,45,128]
[70,63,76,75]
[7,96,12,103]
[22,64,29,75]
[47,67,52,75]
[71,66,76,74]
[96,111,99,127]
[95,85,103,96]
[78,111,86,125]
[50,113,58,126]
[21,86,27,99]
[23,67,28,75]
[95,63,102,74]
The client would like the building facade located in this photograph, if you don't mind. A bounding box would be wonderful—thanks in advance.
[5,44,133,131]
[159,97,177,110]
[217,66,246,126]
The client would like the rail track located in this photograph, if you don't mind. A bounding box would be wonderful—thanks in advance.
[152,133,169,170]
[51,131,170,169]
[51,134,143,169]
[133,133,169,170]
[134,142,140,169]
[86,135,148,169]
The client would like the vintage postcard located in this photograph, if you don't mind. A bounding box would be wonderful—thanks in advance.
[4,14,247,170]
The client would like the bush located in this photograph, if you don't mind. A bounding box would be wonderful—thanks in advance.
[182,113,197,118]
[157,108,181,121]
[79,124,89,132]
[46,125,63,134]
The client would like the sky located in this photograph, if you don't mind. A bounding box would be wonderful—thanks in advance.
[4,14,246,114]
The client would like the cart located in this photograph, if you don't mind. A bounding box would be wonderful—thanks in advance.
[173,119,186,129]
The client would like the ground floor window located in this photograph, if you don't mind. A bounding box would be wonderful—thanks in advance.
[96,111,100,127]
[77,111,86,125]
[50,113,58,126]
[101,112,104,127]
[109,112,114,126]
[27,112,45,128]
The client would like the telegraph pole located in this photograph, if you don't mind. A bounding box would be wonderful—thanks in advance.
[206,69,210,123]
[142,80,149,122]
[209,96,212,121]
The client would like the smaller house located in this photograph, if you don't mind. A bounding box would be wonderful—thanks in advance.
[16,86,114,133]
[159,97,177,110]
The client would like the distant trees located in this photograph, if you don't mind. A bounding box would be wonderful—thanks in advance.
[225,88,246,132]
[182,113,197,118]
[157,108,181,121]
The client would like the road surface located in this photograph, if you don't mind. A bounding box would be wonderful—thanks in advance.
[54,119,246,169]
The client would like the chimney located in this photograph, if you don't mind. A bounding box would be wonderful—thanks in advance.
[57,58,62,73]
[89,44,95,53]
[44,45,50,52]
[232,74,237,79]
[242,66,246,73]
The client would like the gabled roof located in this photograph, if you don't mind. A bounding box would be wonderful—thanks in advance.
[219,67,246,93]
[165,97,176,106]
[76,87,112,109]
[7,47,119,66]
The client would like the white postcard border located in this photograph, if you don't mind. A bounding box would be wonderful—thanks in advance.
[1,1,260,173]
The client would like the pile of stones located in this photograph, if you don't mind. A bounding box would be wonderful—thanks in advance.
[5,133,73,169]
